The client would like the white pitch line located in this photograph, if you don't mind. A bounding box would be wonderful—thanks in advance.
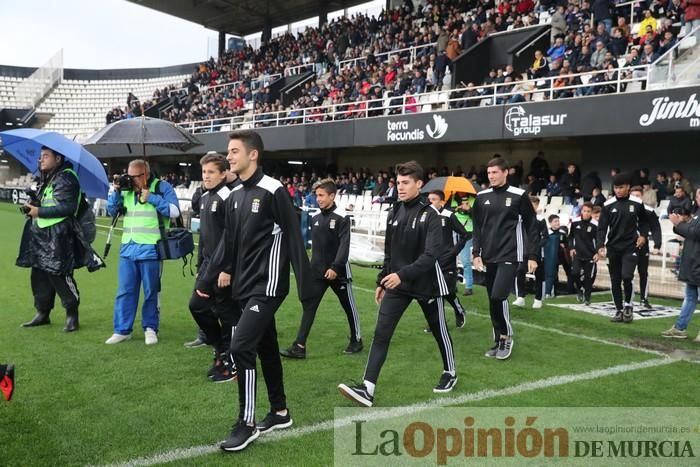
[352,286,667,357]
[97,357,673,467]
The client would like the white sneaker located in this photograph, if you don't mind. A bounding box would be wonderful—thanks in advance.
[532,299,543,309]
[145,328,158,345]
[512,297,526,307]
[105,333,132,344]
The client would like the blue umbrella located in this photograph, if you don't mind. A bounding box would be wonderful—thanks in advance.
[0,128,109,199]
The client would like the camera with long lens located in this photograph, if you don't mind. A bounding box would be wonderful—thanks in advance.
[19,188,39,215]
[117,173,134,192]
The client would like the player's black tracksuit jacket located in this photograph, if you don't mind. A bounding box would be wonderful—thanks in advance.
[596,195,649,311]
[188,181,239,353]
[199,168,311,425]
[472,184,539,341]
[568,217,598,301]
[295,203,361,344]
[364,195,455,384]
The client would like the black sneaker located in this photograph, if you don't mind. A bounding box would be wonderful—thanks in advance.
[484,344,499,358]
[576,290,585,303]
[208,351,224,380]
[496,337,514,360]
[256,411,293,434]
[463,288,473,296]
[220,420,259,452]
[455,313,465,329]
[584,298,591,306]
[344,339,363,354]
[641,299,652,310]
[184,337,208,348]
[338,382,374,407]
[610,311,624,322]
[212,359,237,383]
[433,372,458,393]
[623,305,634,323]
[280,343,306,359]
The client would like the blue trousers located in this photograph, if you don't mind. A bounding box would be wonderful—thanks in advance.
[676,284,699,330]
[460,238,473,289]
[113,258,161,335]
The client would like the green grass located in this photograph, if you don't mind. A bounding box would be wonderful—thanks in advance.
[1,202,700,466]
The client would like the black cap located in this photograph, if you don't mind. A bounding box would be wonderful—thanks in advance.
[612,172,632,187]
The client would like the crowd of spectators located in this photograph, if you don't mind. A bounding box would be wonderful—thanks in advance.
[109,0,697,128]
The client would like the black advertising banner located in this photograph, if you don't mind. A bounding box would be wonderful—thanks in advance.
[502,86,700,139]
[353,107,503,146]
[194,86,700,152]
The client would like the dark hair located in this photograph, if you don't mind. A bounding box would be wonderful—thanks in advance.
[592,206,602,214]
[429,190,445,201]
[582,201,594,210]
[395,160,424,182]
[487,156,509,171]
[548,214,560,223]
[529,195,540,205]
[313,178,337,194]
[40,146,63,161]
[673,169,683,176]
[229,130,264,156]
[199,153,228,172]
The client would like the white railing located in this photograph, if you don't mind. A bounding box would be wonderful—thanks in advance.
[284,63,317,77]
[13,49,63,108]
[169,73,281,97]
[338,42,437,70]
[176,63,653,134]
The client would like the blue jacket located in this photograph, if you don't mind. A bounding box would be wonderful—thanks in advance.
[107,178,180,260]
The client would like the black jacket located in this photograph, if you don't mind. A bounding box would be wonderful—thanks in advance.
[597,195,649,253]
[668,195,692,216]
[676,215,700,286]
[559,172,580,198]
[472,185,540,263]
[16,164,103,275]
[568,218,598,260]
[309,203,352,281]
[377,196,448,299]
[196,182,231,270]
[639,205,662,252]
[198,169,311,301]
[437,208,468,273]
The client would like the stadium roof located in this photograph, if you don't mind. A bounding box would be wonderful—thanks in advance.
[128,0,374,36]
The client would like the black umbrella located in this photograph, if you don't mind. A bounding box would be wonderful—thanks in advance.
[83,116,202,157]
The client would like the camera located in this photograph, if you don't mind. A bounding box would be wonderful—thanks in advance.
[117,173,134,191]
[19,188,39,215]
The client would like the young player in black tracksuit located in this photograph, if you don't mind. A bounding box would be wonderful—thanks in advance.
[428,190,468,329]
[514,196,548,309]
[197,131,312,452]
[185,171,240,349]
[280,179,362,359]
[568,202,598,305]
[472,157,539,360]
[338,161,456,407]
[629,186,662,309]
[597,173,649,323]
[188,154,240,383]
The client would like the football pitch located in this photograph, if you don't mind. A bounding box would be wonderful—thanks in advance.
[2,202,700,466]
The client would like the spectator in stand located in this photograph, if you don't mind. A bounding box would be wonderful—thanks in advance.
[590,187,606,207]
[461,22,478,50]
[642,182,658,208]
[560,163,581,205]
[694,188,700,216]
[668,186,693,215]
[608,28,628,57]
[547,174,562,200]
[548,36,567,63]
[669,169,694,196]
[592,0,614,32]
[527,50,549,79]
[590,40,609,69]
[654,171,669,201]
[551,6,567,42]
[683,0,700,38]
[639,10,658,37]
[657,30,677,56]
